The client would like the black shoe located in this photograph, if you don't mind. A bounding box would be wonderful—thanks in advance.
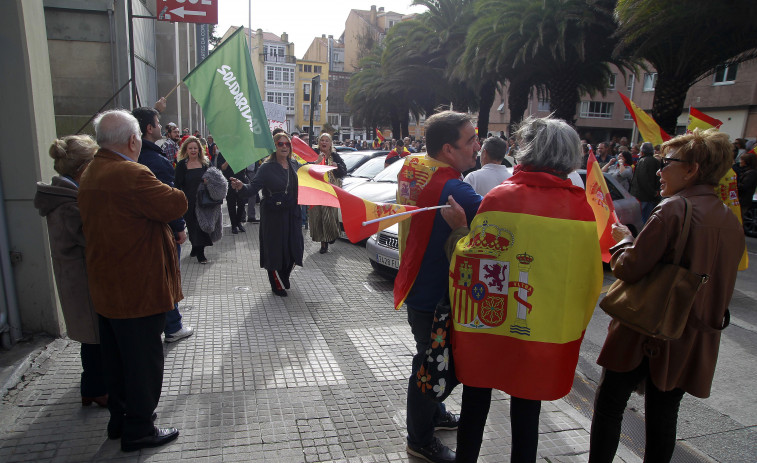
[272,288,287,297]
[189,248,197,257]
[108,413,158,440]
[328,239,336,245]
[198,256,209,264]
[282,276,290,290]
[237,224,246,233]
[121,427,179,452]
[249,218,259,223]
[406,437,455,463]
[434,411,459,431]
[232,227,238,234]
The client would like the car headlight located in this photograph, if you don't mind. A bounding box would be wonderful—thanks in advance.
[370,232,378,241]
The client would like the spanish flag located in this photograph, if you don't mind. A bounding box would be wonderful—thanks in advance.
[716,168,748,270]
[297,164,418,243]
[291,135,318,163]
[688,107,723,132]
[375,128,386,143]
[395,155,461,310]
[585,153,619,262]
[618,92,671,146]
[448,171,602,400]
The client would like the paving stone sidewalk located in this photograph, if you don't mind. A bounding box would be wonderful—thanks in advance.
[0,216,641,462]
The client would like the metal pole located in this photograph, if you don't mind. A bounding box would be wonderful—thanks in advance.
[187,23,192,133]
[127,0,137,109]
[248,0,252,57]
[175,21,182,130]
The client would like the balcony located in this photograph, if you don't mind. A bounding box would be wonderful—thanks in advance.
[261,54,297,64]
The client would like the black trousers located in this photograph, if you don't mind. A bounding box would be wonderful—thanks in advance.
[589,358,685,463]
[98,312,166,440]
[227,191,246,228]
[80,342,106,398]
[455,385,541,462]
[267,263,294,290]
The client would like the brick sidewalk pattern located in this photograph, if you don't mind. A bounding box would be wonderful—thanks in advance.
[0,210,640,462]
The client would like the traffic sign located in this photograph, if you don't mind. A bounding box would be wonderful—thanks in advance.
[157,0,218,25]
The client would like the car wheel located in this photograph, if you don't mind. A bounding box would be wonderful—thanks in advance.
[744,205,757,237]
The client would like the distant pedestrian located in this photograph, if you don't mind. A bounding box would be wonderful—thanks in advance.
[737,152,757,219]
[385,138,410,167]
[309,133,347,254]
[35,134,107,408]
[630,142,661,222]
[217,151,249,234]
[602,150,633,191]
[175,136,213,264]
[463,136,511,195]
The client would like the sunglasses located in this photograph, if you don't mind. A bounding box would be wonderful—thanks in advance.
[277,141,291,148]
[660,157,690,169]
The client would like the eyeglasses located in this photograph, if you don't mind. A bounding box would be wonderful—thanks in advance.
[660,157,690,169]
[277,141,292,148]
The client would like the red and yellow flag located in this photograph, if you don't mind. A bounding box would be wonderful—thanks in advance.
[716,168,748,270]
[448,171,602,400]
[297,164,418,243]
[618,93,671,146]
[688,107,723,132]
[291,136,318,163]
[585,154,619,262]
[395,155,461,310]
[375,128,386,143]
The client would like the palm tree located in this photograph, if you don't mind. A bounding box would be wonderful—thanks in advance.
[614,0,757,134]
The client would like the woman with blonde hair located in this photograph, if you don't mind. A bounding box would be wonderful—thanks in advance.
[175,136,213,263]
[308,133,347,253]
[34,134,107,407]
[589,129,745,462]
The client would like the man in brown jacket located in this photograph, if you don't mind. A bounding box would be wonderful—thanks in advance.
[79,109,187,452]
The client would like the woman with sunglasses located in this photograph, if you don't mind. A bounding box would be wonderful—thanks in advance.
[589,129,745,462]
[308,133,347,254]
[231,132,303,296]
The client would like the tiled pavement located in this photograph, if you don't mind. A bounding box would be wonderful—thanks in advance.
[0,211,641,462]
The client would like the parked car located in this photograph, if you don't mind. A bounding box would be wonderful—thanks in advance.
[335,146,357,153]
[576,169,645,235]
[367,223,399,277]
[338,155,407,240]
[342,155,388,190]
[744,193,757,237]
[340,150,388,174]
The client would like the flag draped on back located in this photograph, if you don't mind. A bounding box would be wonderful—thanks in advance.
[183,27,274,173]
[297,164,419,243]
[688,107,723,132]
[618,93,671,146]
[394,155,460,310]
[448,171,602,400]
[585,154,619,262]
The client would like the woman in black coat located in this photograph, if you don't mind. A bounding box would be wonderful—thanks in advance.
[231,132,304,296]
[175,136,212,263]
[737,152,757,219]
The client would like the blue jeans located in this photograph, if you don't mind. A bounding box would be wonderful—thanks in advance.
[164,243,183,335]
[407,307,447,447]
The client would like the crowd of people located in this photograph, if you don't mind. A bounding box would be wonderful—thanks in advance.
[33,98,751,460]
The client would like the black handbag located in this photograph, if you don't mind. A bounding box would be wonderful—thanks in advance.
[263,165,292,211]
[197,186,223,208]
[416,294,459,402]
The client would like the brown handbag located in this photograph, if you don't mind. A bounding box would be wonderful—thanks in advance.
[599,197,710,340]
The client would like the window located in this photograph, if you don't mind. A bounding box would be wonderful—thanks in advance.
[303,105,320,119]
[608,73,617,91]
[267,67,274,82]
[303,83,310,102]
[579,101,614,119]
[537,98,550,112]
[626,74,635,93]
[624,109,633,120]
[267,92,294,112]
[328,115,339,126]
[298,64,303,71]
[266,66,294,85]
[643,72,657,91]
[303,64,312,73]
[341,115,351,127]
[314,65,322,74]
[714,64,738,85]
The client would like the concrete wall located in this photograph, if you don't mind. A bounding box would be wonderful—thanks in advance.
[0,0,64,339]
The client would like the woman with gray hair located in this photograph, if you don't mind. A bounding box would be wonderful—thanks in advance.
[441,115,603,462]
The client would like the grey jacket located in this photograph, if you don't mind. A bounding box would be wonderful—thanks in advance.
[195,167,227,242]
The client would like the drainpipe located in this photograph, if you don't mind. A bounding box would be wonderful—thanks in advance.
[0,173,22,349]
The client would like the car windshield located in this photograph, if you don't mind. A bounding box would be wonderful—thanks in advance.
[374,157,405,182]
[349,156,388,178]
[578,171,624,201]
[342,154,368,171]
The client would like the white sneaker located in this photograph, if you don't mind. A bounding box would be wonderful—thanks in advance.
[165,326,194,343]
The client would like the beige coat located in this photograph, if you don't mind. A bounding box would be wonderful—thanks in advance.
[597,185,745,398]
[78,149,187,319]
[34,176,98,344]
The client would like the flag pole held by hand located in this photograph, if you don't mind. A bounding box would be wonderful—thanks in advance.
[361,205,450,226]
[164,81,183,99]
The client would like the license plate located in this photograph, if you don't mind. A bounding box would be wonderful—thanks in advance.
[377,254,399,269]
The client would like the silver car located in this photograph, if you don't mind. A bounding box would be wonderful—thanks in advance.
[366,223,399,276]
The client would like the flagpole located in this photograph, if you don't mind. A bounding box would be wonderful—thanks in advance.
[361,205,450,227]
[164,80,183,99]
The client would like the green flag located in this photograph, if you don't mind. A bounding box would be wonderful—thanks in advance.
[183,26,274,173]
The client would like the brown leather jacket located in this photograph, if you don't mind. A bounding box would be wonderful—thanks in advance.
[78,149,187,319]
[597,185,745,398]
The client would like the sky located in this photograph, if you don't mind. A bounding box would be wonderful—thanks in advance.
[215,1,428,58]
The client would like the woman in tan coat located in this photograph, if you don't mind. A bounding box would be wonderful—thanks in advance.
[589,129,745,462]
[34,135,107,407]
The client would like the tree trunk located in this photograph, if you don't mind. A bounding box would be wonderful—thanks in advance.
[508,79,530,135]
[390,107,400,141]
[651,72,689,137]
[477,80,496,138]
[400,111,410,139]
[547,72,580,126]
